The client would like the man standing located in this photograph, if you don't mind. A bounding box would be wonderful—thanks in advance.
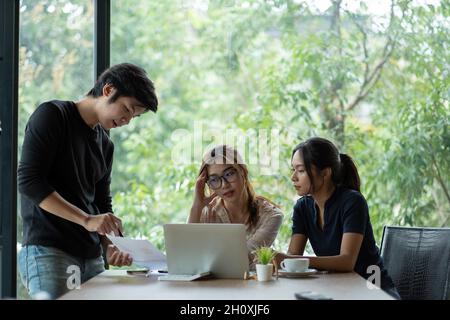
[18,63,158,299]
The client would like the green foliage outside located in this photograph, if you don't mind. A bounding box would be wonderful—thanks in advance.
[109,0,450,248]
[18,0,449,254]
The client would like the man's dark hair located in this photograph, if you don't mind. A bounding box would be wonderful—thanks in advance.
[87,63,158,113]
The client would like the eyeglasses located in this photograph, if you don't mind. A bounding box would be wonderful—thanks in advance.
[207,168,239,190]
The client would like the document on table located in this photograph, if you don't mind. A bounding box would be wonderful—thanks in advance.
[106,235,167,270]
[158,271,211,282]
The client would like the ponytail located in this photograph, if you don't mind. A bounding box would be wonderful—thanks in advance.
[339,153,361,192]
[292,137,362,193]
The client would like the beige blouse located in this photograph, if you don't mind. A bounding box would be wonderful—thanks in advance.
[200,196,283,268]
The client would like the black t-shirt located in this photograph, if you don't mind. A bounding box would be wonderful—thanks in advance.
[292,186,395,289]
[18,100,114,258]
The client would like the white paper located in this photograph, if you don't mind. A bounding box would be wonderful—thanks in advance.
[106,235,167,270]
[158,271,211,282]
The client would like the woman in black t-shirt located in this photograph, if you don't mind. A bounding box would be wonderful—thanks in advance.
[275,137,400,299]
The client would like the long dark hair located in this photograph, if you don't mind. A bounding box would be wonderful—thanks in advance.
[292,137,361,192]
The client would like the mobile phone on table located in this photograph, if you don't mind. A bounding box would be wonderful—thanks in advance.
[295,291,333,300]
[126,268,149,275]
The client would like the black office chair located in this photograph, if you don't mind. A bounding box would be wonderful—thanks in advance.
[380,226,450,300]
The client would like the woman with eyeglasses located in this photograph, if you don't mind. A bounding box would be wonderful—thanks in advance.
[188,145,283,266]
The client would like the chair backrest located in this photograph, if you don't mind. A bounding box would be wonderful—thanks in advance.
[380,226,450,300]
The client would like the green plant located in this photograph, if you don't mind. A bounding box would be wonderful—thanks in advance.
[254,246,276,265]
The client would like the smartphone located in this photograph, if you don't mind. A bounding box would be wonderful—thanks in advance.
[294,291,333,300]
[126,268,149,275]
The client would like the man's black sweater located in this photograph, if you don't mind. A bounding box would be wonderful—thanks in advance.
[18,100,114,258]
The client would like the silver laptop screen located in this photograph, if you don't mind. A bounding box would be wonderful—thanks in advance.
[163,223,249,279]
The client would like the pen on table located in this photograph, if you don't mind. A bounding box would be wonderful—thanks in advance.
[272,259,278,280]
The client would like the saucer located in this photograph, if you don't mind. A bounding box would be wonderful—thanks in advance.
[278,268,318,278]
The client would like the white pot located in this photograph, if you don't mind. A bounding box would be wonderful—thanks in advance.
[256,264,273,282]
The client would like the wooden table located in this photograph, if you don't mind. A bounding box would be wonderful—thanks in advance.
[59,270,393,300]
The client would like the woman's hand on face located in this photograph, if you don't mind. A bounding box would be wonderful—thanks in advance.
[194,170,216,208]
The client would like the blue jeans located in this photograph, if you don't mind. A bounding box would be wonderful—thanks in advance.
[18,245,105,299]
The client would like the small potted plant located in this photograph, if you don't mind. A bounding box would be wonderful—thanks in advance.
[254,246,276,282]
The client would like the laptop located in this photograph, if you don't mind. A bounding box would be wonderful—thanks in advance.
[162,223,249,280]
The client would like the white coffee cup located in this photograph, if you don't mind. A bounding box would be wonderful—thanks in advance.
[280,258,309,272]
